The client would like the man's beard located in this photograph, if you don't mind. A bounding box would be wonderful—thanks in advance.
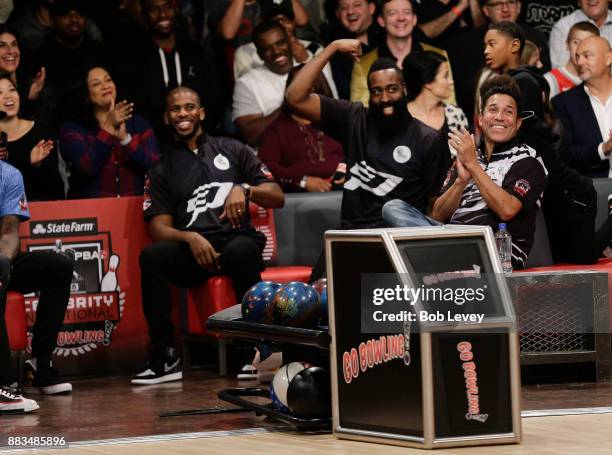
[369,96,410,133]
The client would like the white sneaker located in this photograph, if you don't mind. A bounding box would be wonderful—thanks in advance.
[25,360,72,395]
[131,348,183,386]
[0,387,39,414]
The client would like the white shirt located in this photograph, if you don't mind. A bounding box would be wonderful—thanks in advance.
[549,9,612,68]
[584,85,612,175]
[232,66,289,120]
[233,40,338,98]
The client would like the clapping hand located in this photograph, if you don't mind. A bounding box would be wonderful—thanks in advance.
[30,139,53,166]
[104,99,134,141]
[28,67,46,101]
[107,100,134,129]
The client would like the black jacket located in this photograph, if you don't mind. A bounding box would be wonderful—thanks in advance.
[115,32,223,142]
[519,118,598,264]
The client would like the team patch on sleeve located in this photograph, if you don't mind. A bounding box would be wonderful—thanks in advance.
[19,195,28,212]
[261,163,273,179]
[513,179,531,197]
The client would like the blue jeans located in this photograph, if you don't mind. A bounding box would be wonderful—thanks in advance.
[382,200,443,227]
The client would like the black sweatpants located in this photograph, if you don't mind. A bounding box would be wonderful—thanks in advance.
[0,251,73,384]
[139,234,265,357]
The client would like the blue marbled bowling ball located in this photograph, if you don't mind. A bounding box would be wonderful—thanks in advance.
[241,281,281,323]
[272,281,321,328]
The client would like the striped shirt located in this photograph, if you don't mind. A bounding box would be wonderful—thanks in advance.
[442,139,548,269]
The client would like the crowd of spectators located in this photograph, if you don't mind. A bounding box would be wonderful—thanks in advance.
[0,0,608,224]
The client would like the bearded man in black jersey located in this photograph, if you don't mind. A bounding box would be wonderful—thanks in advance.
[286,39,449,281]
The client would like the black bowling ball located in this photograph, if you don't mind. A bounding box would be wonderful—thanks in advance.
[286,366,331,418]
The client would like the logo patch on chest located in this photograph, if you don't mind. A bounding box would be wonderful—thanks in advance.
[393,146,412,164]
[214,154,230,171]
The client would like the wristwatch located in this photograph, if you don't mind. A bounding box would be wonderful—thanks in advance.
[241,183,252,200]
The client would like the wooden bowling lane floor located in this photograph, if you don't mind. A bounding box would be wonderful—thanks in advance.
[10,413,612,455]
[3,369,612,449]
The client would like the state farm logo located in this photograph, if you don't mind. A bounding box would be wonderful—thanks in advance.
[30,218,98,238]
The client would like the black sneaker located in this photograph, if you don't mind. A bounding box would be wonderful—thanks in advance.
[0,386,39,414]
[25,360,72,395]
[131,348,182,385]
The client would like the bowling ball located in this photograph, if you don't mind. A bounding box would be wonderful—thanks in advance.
[272,281,321,328]
[269,362,307,412]
[241,281,281,323]
[287,366,331,418]
[311,278,328,326]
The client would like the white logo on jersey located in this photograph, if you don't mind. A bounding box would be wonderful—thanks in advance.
[186,182,233,227]
[213,154,230,171]
[343,161,403,196]
[393,145,411,164]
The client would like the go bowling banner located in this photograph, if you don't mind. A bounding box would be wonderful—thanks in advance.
[18,196,152,376]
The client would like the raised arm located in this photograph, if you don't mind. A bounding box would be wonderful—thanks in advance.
[469,0,486,28]
[286,39,362,123]
[218,0,247,40]
[291,0,309,27]
[419,0,469,40]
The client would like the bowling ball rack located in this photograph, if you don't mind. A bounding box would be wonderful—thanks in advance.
[205,304,332,431]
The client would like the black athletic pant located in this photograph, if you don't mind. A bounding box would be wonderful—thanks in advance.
[139,234,265,358]
[0,251,73,384]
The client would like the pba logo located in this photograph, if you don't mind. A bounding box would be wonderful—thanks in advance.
[23,224,125,357]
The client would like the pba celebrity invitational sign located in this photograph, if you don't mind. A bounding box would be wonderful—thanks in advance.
[18,197,151,375]
[24,218,125,357]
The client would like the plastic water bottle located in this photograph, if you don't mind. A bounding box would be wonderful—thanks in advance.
[495,223,513,274]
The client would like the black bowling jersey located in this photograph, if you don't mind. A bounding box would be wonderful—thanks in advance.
[143,134,274,236]
[319,97,450,229]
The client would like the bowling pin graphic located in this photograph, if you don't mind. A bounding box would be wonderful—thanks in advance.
[101,254,119,292]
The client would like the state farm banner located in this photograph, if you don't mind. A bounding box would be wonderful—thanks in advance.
[18,197,152,376]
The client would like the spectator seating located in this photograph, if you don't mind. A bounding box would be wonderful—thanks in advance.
[5,291,27,392]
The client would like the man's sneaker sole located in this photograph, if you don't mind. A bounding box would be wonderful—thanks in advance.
[0,399,39,414]
[131,371,183,385]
